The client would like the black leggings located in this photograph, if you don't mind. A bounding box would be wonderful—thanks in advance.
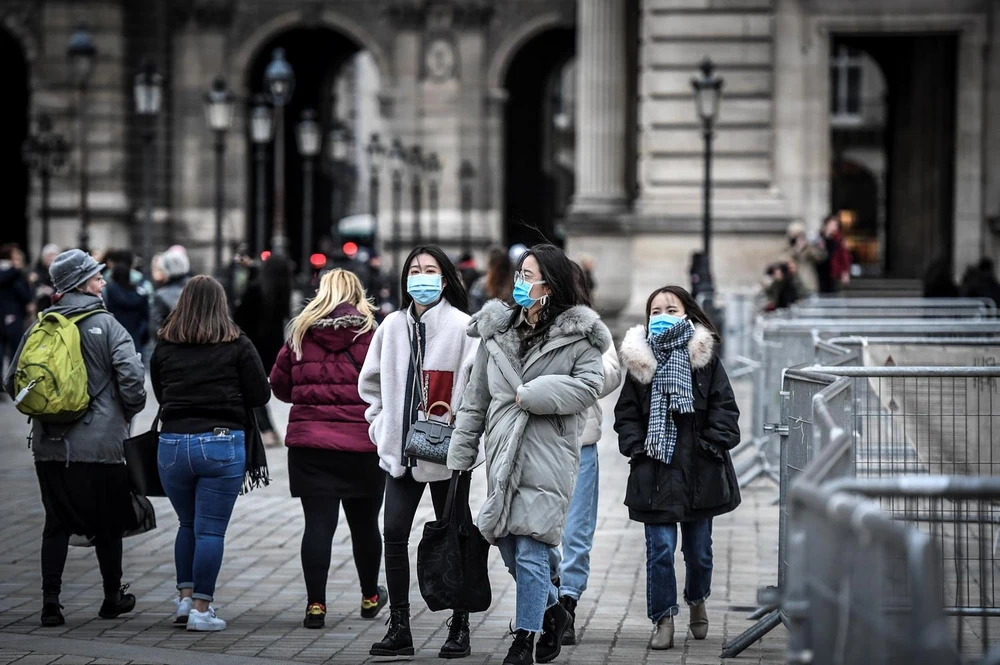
[41,514,122,601]
[383,474,451,609]
[301,495,384,604]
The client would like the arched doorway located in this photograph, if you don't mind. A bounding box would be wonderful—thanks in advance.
[502,27,575,248]
[0,28,29,253]
[244,27,382,266]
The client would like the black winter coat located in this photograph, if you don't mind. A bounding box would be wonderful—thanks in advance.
[614,323,741,523]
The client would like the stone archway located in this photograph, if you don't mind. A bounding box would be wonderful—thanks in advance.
[0,26,30,254]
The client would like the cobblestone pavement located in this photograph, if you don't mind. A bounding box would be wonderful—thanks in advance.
[0,377,785,664]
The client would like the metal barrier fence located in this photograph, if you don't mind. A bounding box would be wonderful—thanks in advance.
[796,296,996,312]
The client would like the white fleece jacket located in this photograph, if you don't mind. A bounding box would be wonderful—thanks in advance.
[358,299,481,483]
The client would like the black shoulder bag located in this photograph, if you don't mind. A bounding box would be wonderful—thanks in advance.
[123,407,166,497]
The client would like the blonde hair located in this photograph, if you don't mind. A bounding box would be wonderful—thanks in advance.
[287,269,377,360]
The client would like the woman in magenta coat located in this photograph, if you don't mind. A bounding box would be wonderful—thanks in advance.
[270,269,387,629]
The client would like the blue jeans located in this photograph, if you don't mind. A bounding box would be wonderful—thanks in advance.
[158,430,246,602]
[497,535,560,632]
[549,444,599,600]
[645,519,713,623]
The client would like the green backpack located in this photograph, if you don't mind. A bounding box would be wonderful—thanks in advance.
[12,309,106,423]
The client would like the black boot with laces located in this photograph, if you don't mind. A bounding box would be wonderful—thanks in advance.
[535,601,570,663]
[98,584,136,620]
[504,629,535,665]
[370,606,414,657]
[559,596,577,645]
[439,610,471,658]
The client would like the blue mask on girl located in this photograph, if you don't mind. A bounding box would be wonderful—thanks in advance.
[513,277,547,309]
[648,313,686,337]
[407,274,443,306]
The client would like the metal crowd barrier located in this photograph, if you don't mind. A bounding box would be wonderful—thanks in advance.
[796,296,996,313]
[723,363,1000,660]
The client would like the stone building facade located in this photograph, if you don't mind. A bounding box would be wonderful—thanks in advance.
[3,0,1000,318]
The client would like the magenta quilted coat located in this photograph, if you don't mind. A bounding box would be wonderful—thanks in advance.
[269,302,375,452]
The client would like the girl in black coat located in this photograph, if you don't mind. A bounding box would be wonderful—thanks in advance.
[614,285,740,651]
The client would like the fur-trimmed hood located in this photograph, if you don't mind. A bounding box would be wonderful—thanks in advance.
[619,323,716,385]
[468,299,612,369]
[307,303,373,353]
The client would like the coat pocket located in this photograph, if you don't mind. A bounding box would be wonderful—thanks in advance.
[692,439,730,510]
[624,455,656,510]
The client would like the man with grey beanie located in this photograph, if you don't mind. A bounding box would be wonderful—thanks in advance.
[151,247,190,333]
[4,248,147,627]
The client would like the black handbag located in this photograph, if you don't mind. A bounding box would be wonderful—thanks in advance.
[123,408,166,497]
[417,471,492,613]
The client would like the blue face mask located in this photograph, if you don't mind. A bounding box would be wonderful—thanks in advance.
[407,274,443,306]
[648,313,686,337]
[513,277,547,309]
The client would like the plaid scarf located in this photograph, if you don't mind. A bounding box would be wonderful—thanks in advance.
[645,322,694,463]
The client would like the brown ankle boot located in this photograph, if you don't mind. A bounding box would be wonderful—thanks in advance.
[650,616,674,650]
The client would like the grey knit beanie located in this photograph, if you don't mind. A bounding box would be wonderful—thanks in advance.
[158,249,190,280]
[50,249,105,294]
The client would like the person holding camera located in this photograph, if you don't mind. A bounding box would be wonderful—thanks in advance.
[783,222,826,295]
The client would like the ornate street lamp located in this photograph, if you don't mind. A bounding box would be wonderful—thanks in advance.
[23,115,70,248]
[425,152,441,243]
[389,138,406,274]
[408,145,424,245]
[67,24,96,252]
[264,48,295,256]
[134,60,162,274]
[691,56,724,309]
[296,108,321,282]
[250,95,274,257]
[459,160,476,256]
[366,133,386,254]
[204,76,235,274]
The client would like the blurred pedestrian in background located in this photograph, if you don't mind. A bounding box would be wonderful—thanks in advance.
[578,254,597,302]
[5,249,146,628]
[0,244,32,372]
[104,259,150,355]
[29,243,60,314]
[782,222,826,294]
[151,275,271,632]
[959,257,1000,307]
[270,269,388,629]
[457,252,481,292]
[235,254,292,446]
[151,248,191,334]
[922,258,959,299]
[469,246,513,313]
[816,215,852,294]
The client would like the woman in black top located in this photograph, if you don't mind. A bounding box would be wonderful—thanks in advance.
[151,276,271,632]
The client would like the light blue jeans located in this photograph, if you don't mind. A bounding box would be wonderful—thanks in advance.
[549,444,599,600]
[497,534,560,632]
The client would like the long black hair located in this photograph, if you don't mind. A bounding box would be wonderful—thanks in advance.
[644,285,721,344]
[399,245,469,314]
[509,243,589,355]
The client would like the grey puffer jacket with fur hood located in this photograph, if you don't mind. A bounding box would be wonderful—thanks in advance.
[448,300,610,546]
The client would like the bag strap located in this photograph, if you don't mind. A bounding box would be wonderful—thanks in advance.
[443,470,467,519]
[341,349,362,374]
[406,319,430,414]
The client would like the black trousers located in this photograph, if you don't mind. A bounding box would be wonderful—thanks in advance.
[41,513,122,602]
[254,405,274,433]
[383,473,450,609]
[301,494,384,604]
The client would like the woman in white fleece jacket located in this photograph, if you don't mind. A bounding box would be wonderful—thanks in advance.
[358,245,480,660]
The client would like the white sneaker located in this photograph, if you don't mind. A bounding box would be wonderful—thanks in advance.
[173,597,193,625]
[186,607,227,632]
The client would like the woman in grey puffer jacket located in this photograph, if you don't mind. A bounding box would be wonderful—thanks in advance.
[449,245,609,665]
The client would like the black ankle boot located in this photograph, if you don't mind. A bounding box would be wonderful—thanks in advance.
[535,602,569,663]
[504,629,535,665]
[98,584,136,620]
[439,610,471,658]
[370,606,414,657]
[41,602,64,627]
[559,596,577,646]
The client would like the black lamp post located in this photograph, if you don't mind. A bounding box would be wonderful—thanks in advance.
[264,48,295,257]
[67,24,96,252]
[296,108,321,282]
[366,133,386,256]
[459,160,476,256]
[250,95,273,257]
[408,145,424,245]
[328,120,354,253]
[691,57,724,308]
[23,115,69,249]
[389,138,405,273]
[204,76,235,275]
[425,153,441,243]
[134,60,162,275]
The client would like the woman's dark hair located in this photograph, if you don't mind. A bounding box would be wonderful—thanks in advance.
[571,261,593,308]
[259,254,292,319]
[644,285,721,344]
[111,262,132,288]
[159,275,241,344]
[484,247,513,302]
[399,245,469,314]
[509,244,589,355]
